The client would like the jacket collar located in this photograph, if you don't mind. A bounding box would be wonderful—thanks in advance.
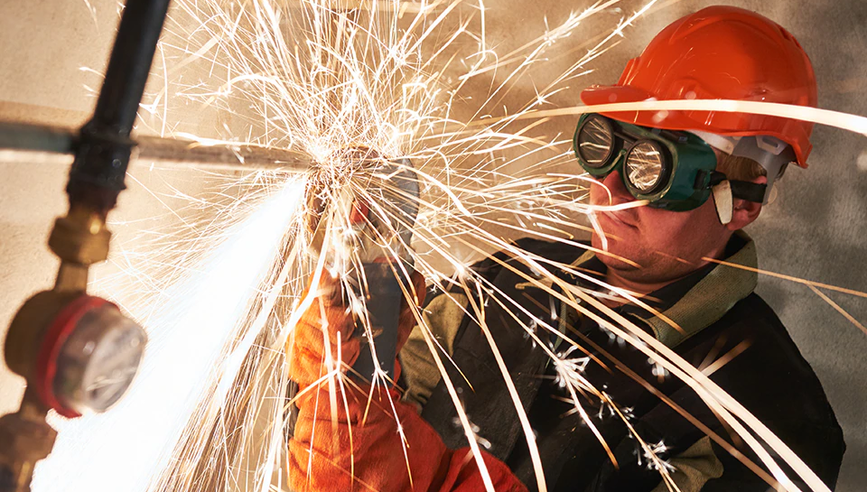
[570,231,758,348]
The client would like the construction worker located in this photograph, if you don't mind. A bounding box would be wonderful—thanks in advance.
[287,5,845,491]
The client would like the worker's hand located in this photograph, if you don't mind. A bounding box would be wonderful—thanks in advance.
[287,268,426,389]
[287,269,527,492]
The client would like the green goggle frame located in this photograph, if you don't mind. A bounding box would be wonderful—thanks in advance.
[572,113,760,211]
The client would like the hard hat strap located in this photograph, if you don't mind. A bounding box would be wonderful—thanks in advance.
[688,130,795,203]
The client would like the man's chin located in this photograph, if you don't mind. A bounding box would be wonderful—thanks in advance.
[591,234,643,272]
[598,250,643,273]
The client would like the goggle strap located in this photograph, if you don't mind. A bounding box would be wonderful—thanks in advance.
[729,180,766,204]
[700,170,766,204]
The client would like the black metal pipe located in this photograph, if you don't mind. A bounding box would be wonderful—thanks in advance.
[66,0,172,214]
[0,120,316,173]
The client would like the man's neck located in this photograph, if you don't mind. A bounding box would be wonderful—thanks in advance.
[603,270,674,299]
[602,242,730,301]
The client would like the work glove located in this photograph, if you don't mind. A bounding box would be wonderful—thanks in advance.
[286,271,527,492]
[287,268,424,388]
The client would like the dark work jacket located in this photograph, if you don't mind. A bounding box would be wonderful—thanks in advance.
[400,236,845,491]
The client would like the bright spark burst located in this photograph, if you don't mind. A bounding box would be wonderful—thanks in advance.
[28,0,867,492]
[34,178,306,491]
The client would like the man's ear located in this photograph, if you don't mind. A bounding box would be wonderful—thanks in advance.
[726,175,767,231]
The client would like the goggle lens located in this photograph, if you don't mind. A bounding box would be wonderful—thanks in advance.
[576,116,614,168]
[573,113,739,211]
[625,140,666,193]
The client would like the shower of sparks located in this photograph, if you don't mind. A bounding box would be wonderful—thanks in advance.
[34,176,306,491]
[29,0,867,492]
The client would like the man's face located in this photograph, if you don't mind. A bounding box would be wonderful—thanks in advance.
[588,168,732,285]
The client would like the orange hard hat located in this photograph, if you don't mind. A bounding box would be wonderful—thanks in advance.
[580,6,817,167]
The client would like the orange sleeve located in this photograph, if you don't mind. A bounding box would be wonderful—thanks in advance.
[288,383,527,492]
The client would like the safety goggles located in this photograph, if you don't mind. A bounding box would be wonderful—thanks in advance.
[572,113,767,211]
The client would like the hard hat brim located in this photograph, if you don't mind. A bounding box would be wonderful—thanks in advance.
[580,85,810,168]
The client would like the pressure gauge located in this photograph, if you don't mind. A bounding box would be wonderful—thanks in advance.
[35,296,147,417]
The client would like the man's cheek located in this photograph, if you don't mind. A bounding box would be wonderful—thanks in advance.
[633,216,674,251]
[588,188,605,207]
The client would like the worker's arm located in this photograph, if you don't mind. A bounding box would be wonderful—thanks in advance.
[286,271,527,492]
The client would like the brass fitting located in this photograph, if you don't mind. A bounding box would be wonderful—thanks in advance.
[47,204,111,293]
[4,290,81,383]
[1,205,112,492]
[0,391,57,492]
[48,205,111,267]
[5,205,107,380]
